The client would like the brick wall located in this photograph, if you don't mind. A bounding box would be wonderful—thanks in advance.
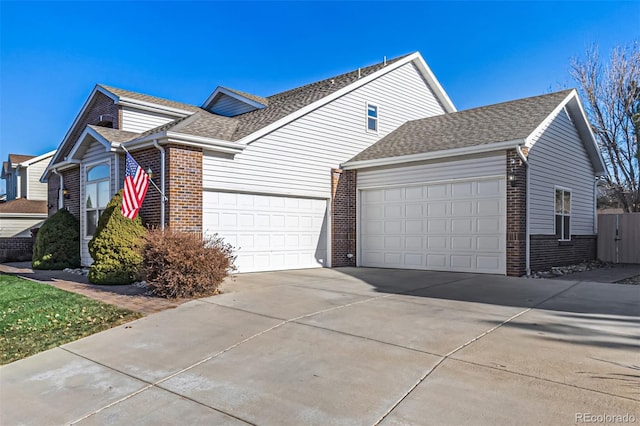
[58,167,81,220]
[133,148,163,228]
[506,149,527,276]
[530,235,597,271]
[331,168,357,267]
[166,144,202,233]
[0,237,34,262]
[47,173,61,215]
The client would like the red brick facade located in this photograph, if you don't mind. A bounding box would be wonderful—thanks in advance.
[132,148,163,228]
[506,149,528,276]
[166,144,203,233]
[331,168,357,267]
[60,167,81,220]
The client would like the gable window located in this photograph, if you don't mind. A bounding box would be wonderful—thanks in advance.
[86,163,110,237]
[555,188,571,241]
[366,103,378,132]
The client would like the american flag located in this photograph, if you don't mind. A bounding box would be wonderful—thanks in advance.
[121,152,149,220]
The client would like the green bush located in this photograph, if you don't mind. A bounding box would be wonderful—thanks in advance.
[88,190,147,285]
[32,209,81,270]
[140,229,236,299]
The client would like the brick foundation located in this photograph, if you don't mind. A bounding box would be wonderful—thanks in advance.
[331,169,357,267]
[506,149,527,276]
[530,235,597,271]
[0,237,34,262]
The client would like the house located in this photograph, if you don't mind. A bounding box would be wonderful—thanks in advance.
[41,52,605,276]
[0,150,55,261]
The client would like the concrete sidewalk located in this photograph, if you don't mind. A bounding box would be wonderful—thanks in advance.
[1,268,639,425]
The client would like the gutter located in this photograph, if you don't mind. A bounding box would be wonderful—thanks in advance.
[152,140,167,230]
[516,145,530,276]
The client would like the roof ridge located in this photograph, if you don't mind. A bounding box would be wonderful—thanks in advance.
[97,84,202,112]
[455,89,574,115]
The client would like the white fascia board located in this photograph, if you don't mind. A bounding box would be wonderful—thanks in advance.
[123,132,244,155]
[202,86,266,111]
[342,139,523,170]
[525,90,607,177]
[19,150,56,167]
[66,127,115,161]
[117,98,193,117]
[0,212,49,219]
[236,52,446,145]
[412,54,457,113]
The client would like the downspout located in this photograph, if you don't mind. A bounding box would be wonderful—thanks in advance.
[593,177,598,234]
[152,140,166,230]
[16,165,22,198]
[516,146,530,276]
[52,169,63,209]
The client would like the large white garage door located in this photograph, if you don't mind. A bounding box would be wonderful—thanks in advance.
[360,177,506,274]
[203,191,328,273]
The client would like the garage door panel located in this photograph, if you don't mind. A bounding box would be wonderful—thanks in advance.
[361,177,505,274]
[204,191,327,273]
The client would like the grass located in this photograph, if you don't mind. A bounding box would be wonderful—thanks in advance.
[0,274,143,365]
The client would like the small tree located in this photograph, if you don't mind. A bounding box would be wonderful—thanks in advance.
[571,42,640,212]
[32,208,81,269]
[88,190,147,284]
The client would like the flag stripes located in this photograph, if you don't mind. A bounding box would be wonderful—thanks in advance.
[121,152,149,219]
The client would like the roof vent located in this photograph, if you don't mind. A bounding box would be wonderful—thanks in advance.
[383,56,387,66]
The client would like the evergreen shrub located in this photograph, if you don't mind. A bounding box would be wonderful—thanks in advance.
[32,208,81,270]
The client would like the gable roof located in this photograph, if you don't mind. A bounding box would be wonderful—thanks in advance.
[139,110,239,141]
[98,84,201,113]
[0,198,47,214]
[8,154,35,166]
[87,125,140,143]
[343,89,606,175]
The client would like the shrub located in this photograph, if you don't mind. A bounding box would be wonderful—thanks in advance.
[32,209,81,270]
[88,190,147,285]
[140,229,236,299]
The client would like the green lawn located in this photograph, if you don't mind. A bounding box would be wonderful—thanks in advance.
[0,274,143,365]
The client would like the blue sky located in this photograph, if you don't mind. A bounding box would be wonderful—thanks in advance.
[1,1,639,193]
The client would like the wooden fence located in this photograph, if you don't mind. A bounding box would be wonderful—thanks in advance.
[597,213,640,264]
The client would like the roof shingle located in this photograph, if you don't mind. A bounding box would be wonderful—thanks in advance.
[349,90,573,163]
[0,199,48,214]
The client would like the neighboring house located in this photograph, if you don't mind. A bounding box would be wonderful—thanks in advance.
[0,151,54,237]
[42,52,605,275]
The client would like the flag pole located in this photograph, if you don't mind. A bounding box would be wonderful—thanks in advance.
[120,144,168,202]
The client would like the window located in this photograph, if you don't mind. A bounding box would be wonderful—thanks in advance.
[85,163,110,237]
[555,188,571,240]
[366,103,378,132]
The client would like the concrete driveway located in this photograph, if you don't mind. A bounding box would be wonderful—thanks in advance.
[1,268,638,425]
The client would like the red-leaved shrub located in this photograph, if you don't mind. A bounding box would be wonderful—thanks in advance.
[140,229,236,298]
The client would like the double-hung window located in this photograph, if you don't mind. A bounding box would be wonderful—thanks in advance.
[555,188,571,240]
[366,103,378,132]
[86,163,110,236]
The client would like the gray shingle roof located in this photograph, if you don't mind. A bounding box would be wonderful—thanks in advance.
[98,84,202,112]
[349,90,573,162]
[0,198,47,214]
[139,110,239,141]
[220,87,269,106]
[88,125,141,143]
[231,53,413,140]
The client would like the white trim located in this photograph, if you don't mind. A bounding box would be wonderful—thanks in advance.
[516,146,531,276]
[118,98,192,117]
[342,139,524,170]
[554,186,572,241]
[355,188,362,267]
[66,127,116,161]
[19,150,56,167]
[365,102,379,134]
[326,198,332,268]
[526,90,606,177]
[123,132,245,155]
[202,86,267,111]
[0,213,48,219]
[236,52,456,146]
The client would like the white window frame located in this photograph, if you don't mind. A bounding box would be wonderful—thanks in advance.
[366,102,379,134]
[554,186,571,241]
[85,161,110,238]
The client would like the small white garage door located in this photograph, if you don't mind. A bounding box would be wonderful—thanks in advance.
[203,191,328,273]
[360,177,506,274]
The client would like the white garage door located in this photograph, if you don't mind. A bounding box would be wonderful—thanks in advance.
[360,177,506,274]
[203,191,328,273]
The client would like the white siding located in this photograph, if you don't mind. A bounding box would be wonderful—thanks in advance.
[203,62,447,198]
[80,139,118,266]
[0,216,47,237]
[529,109,596,235]
[357,153,506,189]
[209,94,259,116]
[120,106,179,133]
[25,158,50,201]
